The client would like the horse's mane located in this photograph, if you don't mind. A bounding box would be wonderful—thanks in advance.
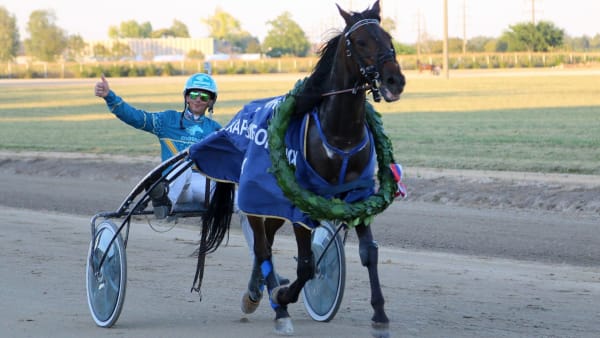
[292,33,340,115]
[292,6,381,116]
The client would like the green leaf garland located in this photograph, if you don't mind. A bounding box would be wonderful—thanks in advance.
[267,78,397,227]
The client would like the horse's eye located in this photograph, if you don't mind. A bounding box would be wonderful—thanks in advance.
[356,39,368,48]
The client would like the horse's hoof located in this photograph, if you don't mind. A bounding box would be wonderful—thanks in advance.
[241,290,261,314]
[274,317,294,336]
[371,321,390,338]
[270,285,285,305]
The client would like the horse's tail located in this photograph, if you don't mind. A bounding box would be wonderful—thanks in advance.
[191,181,235,297]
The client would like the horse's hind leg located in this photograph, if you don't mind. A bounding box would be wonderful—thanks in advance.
[241,217,292,334]
[355,223,390,337]
[241,258,264,314]
[241,216,264,314]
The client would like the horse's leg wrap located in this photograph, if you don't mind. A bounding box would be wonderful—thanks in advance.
[359,240,379,267]
[248,259,264,302]
[241,258,265,314]
[260,259,282,309]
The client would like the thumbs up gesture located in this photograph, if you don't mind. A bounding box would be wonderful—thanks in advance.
[94,74,110,98]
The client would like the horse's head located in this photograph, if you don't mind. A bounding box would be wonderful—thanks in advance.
[337,0,405,102]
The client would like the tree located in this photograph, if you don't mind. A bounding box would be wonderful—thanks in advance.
[263,12,310,57]
[202,8,259,53]
[170,19,190,38]
[186,49,205,60]
[0,6,20,61]
[151,19,190,38]
[500,21,564,52]
[591,34,600,50]
[427,38,464,54]
[108,20,152,38]
[381,17,396,36]
[202,7,243,41]
[110,41,133,60]
[92,43,111,61]
[64,34,86,61]
[564,35,590,52]
[484,39,506,52]
[467,36,494,52]
[231,33,260,53]
[394,41,415,55]
[24,10,67,61]
[245,38,262,53]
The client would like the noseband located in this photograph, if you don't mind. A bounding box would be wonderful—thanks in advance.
[323,18,396,102]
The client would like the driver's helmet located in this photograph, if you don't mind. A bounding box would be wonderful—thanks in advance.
[183,73,217,102]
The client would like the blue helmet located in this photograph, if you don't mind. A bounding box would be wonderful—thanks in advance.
[183,73,217,101]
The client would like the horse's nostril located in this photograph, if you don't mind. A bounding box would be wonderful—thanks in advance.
[385,75,405,88]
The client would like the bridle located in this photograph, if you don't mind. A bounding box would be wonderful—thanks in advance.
[322,18,397,102]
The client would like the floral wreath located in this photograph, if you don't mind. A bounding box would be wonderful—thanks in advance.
[267,79,397,227]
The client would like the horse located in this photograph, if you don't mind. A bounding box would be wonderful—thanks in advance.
[188,1,405,336]
[417,59,441,75]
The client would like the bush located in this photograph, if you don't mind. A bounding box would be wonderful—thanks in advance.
[1,52,600,79]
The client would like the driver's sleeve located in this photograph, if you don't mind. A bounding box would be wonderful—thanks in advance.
[103,90,156,133]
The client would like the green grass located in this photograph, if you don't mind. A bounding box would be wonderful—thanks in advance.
[1,71,599,174]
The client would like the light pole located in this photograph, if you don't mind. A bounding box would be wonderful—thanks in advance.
[443,0,449,79]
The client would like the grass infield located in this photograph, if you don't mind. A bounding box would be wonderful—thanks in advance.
[1,70,598,175]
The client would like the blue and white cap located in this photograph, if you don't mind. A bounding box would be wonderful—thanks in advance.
[183,73,217,101]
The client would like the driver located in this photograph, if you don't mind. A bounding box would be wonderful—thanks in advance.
[94,73,221,218]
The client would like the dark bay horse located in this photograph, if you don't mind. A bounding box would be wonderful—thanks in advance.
[188,1,405,336]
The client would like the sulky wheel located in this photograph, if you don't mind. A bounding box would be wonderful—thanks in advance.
[301,220,346,322]
[86,220,127,328]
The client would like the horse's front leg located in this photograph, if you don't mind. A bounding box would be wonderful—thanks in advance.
[355,223,389,336]
[272,225,314,305]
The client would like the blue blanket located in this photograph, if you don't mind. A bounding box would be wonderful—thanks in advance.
[189,95,376,229]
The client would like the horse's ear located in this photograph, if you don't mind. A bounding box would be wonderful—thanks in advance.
[336,3,353,25]
[371,0,381,15]
[368,0,382,21]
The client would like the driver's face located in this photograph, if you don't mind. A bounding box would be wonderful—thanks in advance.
[186,90,213,116]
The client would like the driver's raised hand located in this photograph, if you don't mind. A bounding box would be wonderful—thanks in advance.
[94,74,110,98]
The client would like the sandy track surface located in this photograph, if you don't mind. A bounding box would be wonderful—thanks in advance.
[1,151,599,337]
[2,207,599,338]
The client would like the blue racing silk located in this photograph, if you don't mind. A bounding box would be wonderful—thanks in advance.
[103,90,221,161]
[189,95,376,229]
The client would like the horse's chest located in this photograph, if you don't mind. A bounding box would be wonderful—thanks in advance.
[305,125,371,185]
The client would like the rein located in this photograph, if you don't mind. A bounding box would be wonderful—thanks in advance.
[321,83,370,97]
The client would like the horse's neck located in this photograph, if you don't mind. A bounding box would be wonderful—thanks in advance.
[319,88,367,146]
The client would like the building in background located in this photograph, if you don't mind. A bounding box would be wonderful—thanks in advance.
[85,37,215,61]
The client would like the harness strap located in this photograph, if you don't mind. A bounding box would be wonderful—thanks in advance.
[314,177,374,197]
[344,19,380,38]
[343,18,396,102]
[310,109,369,185]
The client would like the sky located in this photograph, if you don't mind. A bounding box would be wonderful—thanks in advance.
[5,0,600,44]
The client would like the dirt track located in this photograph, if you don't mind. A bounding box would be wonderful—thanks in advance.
[1,151,599,337]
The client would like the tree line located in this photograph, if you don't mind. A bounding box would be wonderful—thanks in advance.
[1,5,600,63]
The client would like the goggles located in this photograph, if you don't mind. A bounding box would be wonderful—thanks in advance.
[188,91,211,102]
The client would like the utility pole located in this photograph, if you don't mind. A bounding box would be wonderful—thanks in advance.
[462,0,467,54]
[416,11,421,60]
[443,0,449,79]
[531,0,536,24]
